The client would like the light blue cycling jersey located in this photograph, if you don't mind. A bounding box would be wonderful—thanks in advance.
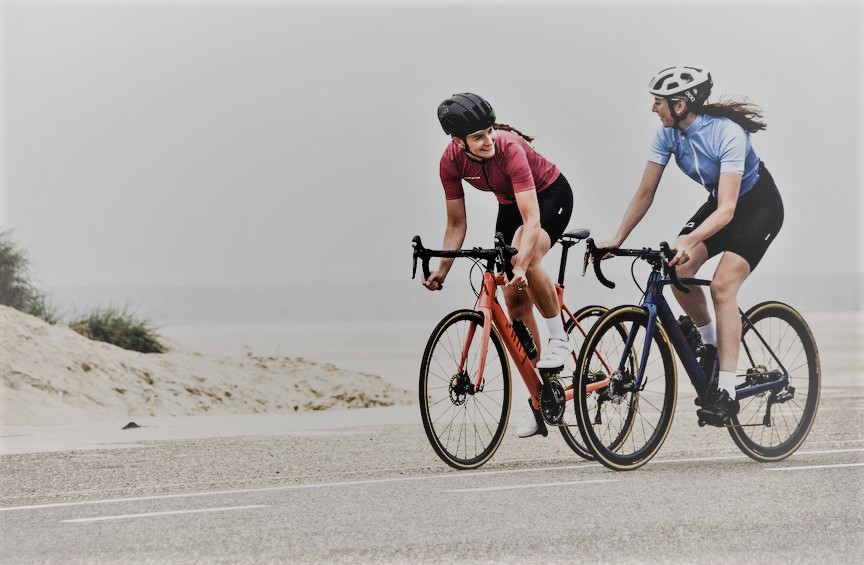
[648,113,761,197]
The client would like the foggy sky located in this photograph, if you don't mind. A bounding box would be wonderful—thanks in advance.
[1,1,861,287]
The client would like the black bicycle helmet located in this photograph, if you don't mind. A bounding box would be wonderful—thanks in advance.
[437,93,496,138]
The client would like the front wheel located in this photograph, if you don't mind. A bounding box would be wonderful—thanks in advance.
[575,305,678,471]
[419,309,511,470]
[729,301,820,461]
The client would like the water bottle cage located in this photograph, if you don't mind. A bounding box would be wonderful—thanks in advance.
[678,315,705,356]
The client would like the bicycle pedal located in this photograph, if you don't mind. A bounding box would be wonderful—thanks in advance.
[695,408,729,428]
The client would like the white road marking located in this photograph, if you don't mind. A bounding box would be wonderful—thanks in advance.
[61,504,268,523]
[0,468,601,512]
[647,448,864,465]
[443,479,618,493]
[764,462,864,472]
[3,447,862,513]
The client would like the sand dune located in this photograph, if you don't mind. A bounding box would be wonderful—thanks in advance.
[0,306,413,427]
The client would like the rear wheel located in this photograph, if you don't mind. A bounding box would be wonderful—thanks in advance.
[419,309,511,470]
[728,302,820,461]
[575,305,677,471]
[558,305,608,460]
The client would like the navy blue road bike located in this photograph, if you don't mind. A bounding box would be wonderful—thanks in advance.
[573,239,821,471]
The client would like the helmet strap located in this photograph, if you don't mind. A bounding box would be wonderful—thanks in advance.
[667,98,689,129]
[459,136,488,162]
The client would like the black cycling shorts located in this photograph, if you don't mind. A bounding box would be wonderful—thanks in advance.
[495,173,574,246]
[679,162,784,271]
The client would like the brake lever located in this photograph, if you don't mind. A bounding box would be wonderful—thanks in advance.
[659,241,689,294]
[493,232,516,282]
[584,238,615,289]
[411,235,434,285]
[411,236,421,279]
[582,240,591,277]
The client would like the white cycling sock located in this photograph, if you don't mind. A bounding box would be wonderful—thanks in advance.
[544,314,567,342]
[718,370,737,399]
[697,321,716,346]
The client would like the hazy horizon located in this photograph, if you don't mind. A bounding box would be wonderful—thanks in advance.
[42,272,862,327]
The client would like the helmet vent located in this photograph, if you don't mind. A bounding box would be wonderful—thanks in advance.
[653,73,673,90]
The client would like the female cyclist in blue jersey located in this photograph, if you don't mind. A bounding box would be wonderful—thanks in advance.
[596,66,784,424]
[423,92,575,438]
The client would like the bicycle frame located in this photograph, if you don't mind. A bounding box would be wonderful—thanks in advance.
[620,270,791,405]
[460,271,613,410]
[462,271,544,409]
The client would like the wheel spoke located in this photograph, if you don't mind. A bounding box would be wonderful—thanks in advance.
[730,303,820,461]
[575,307,676,471]
[419,311,511,470]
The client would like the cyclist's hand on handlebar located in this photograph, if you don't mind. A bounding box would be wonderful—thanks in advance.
[668,235,697,267]
[594,239,622,260]
[506,267,528,291]
[422,269,446,291]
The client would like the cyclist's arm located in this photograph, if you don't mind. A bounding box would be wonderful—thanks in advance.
[605,161,665,247]
[674,172,741,251]
[435,197,468,276]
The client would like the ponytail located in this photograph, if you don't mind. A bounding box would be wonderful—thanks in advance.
[492,123,535,143]
[695,97,767,134]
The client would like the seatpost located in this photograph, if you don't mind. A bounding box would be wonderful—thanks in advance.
[557,241,575,287]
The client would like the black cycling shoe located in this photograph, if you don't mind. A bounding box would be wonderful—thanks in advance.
[696,390,740,427]
[699,344,718,381]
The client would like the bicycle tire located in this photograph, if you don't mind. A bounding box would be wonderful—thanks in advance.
[728,301,821,462]
[419,309,511,470]
[575,305,678,471]
[558,305,608,460]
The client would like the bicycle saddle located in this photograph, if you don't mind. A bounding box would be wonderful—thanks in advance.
[560,228,590,242]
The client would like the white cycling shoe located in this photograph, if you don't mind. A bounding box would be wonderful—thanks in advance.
[536,337,573,371]
[517,399,548,438]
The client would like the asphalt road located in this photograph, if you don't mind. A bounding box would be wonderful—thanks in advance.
[1,387,862,564]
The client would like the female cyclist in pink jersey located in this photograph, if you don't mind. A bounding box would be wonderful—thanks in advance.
[422,92,575,438]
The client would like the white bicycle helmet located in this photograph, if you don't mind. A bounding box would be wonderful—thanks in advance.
[648,65,713,105]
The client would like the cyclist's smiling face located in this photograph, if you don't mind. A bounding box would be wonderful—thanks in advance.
[460,127,496,159]
[652,96,685,128]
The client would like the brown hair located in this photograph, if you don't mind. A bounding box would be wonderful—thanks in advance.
[492,123,535,143]
[695,96,767,134]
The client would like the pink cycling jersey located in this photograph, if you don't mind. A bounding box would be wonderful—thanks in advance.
[439,130,560,205]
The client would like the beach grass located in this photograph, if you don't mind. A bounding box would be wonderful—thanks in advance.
[0,230,59,324]
[1,230,166,353]
[68,307,167,354]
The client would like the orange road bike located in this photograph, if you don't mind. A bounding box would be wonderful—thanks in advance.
[411,230,631,470]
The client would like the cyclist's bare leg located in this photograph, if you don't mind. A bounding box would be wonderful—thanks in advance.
[507,225,561,438]
[504,225,556,361]
[670,242,711,326]
[710,252,751,373]
[510,226,558,318]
